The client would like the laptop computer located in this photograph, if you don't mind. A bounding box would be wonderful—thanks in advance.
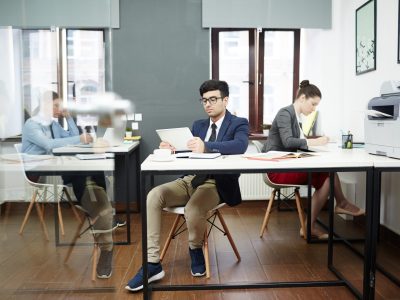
[74,121,126,148]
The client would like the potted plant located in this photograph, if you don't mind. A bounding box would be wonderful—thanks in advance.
[125,126,133,138]
[261,124,272,136]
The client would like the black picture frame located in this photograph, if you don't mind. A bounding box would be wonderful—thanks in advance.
[355,0,376,75]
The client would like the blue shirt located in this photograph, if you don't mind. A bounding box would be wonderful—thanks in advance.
[51,117,80,138]
[22,117,80,155]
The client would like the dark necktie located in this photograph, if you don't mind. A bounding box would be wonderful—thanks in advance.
[208,123,217,142]
[191,123,217,189]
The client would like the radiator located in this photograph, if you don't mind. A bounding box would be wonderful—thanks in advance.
[239,173,272,200]
[240,142,296,201]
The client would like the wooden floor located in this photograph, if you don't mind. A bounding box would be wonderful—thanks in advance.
[1,201,399,300]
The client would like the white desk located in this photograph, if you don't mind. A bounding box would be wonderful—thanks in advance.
[142,149,373,172]
[140,150,374,300]
[1,142,140,245]
[52,141,139,155]
[0,154,113,173]
[54,141,141,244]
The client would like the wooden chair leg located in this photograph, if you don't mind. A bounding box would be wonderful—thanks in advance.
[295,190,306,240]
[259,189,276,237]
[216,210,241,261]
[64,188,82,223]
[19,190,37,235]
[160,214,181,261]
[58,201,65,236]
[35,201,49,241]
[203,230,210,279]
[41,187,47,218]
[92,244,98,281]
[64,216,86,263]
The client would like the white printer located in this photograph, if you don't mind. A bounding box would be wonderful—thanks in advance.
[365,81,400,159]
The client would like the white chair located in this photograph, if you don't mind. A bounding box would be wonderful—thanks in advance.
[14,143,81,240]
[160,203,241,278]
[252,141,306,238]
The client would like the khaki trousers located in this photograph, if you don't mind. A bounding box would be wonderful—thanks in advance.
[147,175,221,263]
[80,182,113,251]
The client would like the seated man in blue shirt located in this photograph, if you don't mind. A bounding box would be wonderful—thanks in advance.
[22,90,114,279]
[126,80,249,292]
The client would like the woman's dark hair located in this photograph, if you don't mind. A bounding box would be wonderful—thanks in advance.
[199,80,229,98]
[295,80,321,99]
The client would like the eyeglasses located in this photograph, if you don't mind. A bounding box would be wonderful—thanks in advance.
[199,96,223,105]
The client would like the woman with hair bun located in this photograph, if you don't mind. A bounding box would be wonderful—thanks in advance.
[262,80,364,239]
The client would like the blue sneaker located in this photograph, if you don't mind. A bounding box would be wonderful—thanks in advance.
[125,263,165,292]
[189,248,206,277]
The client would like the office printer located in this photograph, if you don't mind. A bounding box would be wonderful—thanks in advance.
[365,81,400,159]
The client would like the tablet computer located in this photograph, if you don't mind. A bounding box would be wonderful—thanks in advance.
[156,127,193,151]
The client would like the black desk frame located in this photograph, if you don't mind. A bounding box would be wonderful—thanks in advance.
[28,143,140,246]
[368,167,400,293]
[140,165,374,300]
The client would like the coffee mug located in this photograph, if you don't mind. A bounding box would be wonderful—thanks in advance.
[153,148,172,159]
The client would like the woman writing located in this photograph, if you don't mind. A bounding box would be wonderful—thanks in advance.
[262,80,364,239]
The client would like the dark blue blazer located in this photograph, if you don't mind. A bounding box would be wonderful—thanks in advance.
[191,110,249,206]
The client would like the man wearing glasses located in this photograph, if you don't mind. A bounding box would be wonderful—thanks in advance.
[126,80,249,292]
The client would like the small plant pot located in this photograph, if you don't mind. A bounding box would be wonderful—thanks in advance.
[263,129,269,136]
[125,131,132,138]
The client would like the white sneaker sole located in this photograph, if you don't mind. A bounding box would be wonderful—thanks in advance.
[191,270,206,277]
[97,271,112,279]
[125,270,165,292]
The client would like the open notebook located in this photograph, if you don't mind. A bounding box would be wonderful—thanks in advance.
[244,151,315,161]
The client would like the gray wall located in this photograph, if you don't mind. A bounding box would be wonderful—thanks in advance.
[112,0,209,162]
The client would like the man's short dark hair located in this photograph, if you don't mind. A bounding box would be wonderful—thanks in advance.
[199,80,229,98]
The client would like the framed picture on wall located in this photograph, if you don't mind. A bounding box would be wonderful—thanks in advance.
[356,0,376,75]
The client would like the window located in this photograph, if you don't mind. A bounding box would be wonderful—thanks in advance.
[212,28,300,133]
[22,29,58,119]
[21,28,106,128]
[66,29,105,128]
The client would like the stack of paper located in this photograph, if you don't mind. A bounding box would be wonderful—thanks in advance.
[366,109,393,118]
[76,153,107,160]
[188,153,221,159]
[174,152,221,159]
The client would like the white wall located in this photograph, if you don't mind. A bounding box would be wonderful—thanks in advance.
[301,0,400,234]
